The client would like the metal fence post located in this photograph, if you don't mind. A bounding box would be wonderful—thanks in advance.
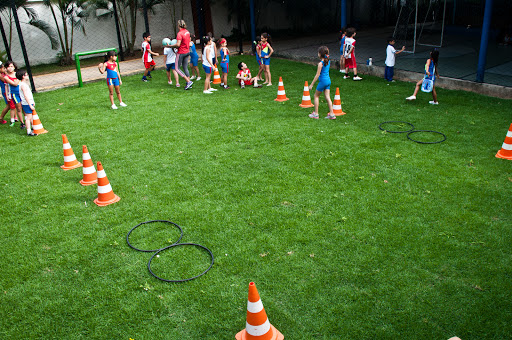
[0,16,12,61]
[476,0,494,83]
[10,0,35,92]
[112,0,125,61]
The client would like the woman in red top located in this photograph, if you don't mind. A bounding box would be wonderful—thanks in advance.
[171,20,193,90]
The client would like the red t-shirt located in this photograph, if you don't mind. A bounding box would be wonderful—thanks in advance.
[176,29,191,55]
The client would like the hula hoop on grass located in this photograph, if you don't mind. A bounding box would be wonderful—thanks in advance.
[126,220,183,252]
[148,243,214,282]
[378,121,415,133]
[407,130,446,144]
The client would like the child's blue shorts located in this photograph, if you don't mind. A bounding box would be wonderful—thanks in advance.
[12,93,21,104]
[202,65,212,74]
[190,55,199,67]
[166,63,176,72]
[22,104,34,115]
[316,79,331,92]
[262,57,270,66]
[220,62,229,74]
[107,77,120,86]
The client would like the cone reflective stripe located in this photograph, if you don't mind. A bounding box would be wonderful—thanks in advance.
[496,123,512,160]
[332,88,346,116]
[61,134,82,170]
[93,161,120,206]
[80,145,98,186]
[213,69,221,84]
[235,282,284,340]
[299,81,314,108]
[31,111,48,134]
[274,77,289,102]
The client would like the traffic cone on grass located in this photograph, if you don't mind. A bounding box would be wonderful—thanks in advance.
[80,145,97,186]
[31,111,48,134]
[93,161,120,206]
[299,81,314,108]
[274,77,289,102]
[213,68,221,85]
[332,88,346,116]
[61,134,82,170]
[496,123,512,160]
[235,282,284,340]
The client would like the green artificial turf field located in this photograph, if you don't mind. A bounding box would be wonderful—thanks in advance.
[1,55,511,339]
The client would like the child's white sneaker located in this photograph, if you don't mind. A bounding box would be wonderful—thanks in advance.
[120,102,127,107]
[343,75,350,79]
[429,101,439,105]
[111,104,118,110]
[196,77,201,81]
[209,88,218,91]
[168,81,173,85]
[406,95,416,101]
[308,112,319,119]
[190,76,196,80]
[203,90,212,94]
[353,76,362,81]
[341,69,346,73]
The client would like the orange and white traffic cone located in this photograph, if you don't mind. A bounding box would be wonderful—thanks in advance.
[274,77,289,102]
[31,110,48,134]
[299,81,314,108]
[93,161,120,206]
[213,68,222,85]
[80,145,98,186]
[332,88,346,116]
[496,123,512,160]
[61,134,82,170]
[235,282,284,340]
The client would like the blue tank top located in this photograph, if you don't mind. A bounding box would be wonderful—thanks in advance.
[319,60,330,81]
[424,58,435,81]
[220,48,229,64]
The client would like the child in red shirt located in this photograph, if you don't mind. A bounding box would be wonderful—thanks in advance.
[236,62,262,88]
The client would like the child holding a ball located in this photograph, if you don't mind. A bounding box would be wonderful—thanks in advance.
[163,37,180,87]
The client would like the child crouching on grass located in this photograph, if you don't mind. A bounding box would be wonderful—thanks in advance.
[17,69,37,136]
[236,62,262,88]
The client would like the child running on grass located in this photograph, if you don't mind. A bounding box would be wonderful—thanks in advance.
[406,48,440,105]
[260,33,274,86]
[189,36,201,81]
[308,46,336,120]
[343,27,362,80]
[164,38,180,87]
[98,51,127,110]
[5,61,24,128]
[141,32,159,82]
[236,62,262,88]
[17,69,37,136]
[219,38,230,89]
[201,36,217,94]
[0,61,19,125]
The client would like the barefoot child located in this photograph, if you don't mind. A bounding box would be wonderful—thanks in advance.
[260,33,274,86]
[98,51,127,110]
[308,46,336,120]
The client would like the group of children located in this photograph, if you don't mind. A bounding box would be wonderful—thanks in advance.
[96,26,440,116]
[0,61,38,136]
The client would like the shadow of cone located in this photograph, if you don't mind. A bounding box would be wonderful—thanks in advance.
[274,77,289,102]
[213,69,222,85]
[31,110,48,134]
[332,88,346,116]
[93,161,120,206]
[299,81,314,108]
[80,145,98,186]
[496,123,512,160]
[235,282,284,340]
[61,134,82,170]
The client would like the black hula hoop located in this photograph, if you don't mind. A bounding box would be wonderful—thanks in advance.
[379,121,415,133]
[148,243,214,282]
[126,220,184,252]
[407,130,447,144]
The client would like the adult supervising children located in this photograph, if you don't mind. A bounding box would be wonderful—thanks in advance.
[170,20,193,90]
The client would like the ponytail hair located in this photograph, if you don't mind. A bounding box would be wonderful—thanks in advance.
[431,48,439,66]
[318,46,330,66]
[261,32,272,46]
[202,35,212,56]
